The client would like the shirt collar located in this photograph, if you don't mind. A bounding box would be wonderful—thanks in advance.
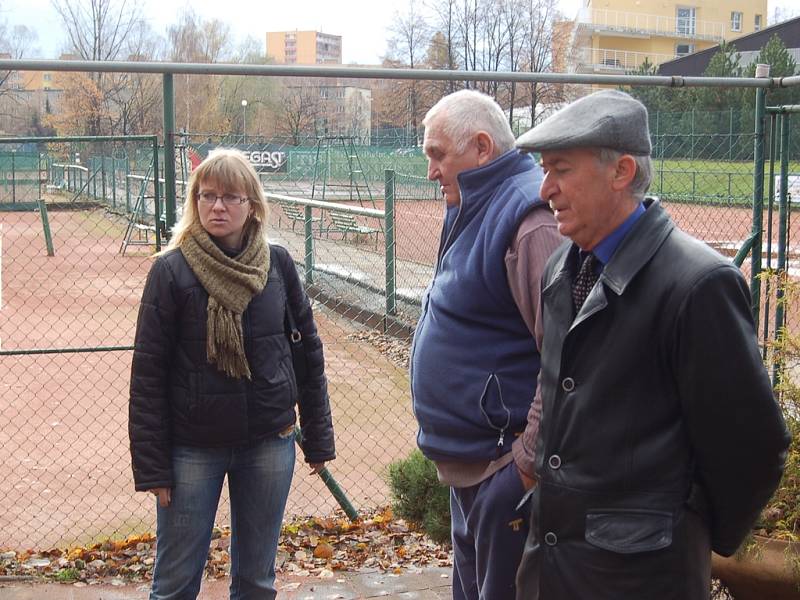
[592,202,646,266]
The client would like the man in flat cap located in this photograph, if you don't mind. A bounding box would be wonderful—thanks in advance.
[512,89,789,599]
[410,89,562,599]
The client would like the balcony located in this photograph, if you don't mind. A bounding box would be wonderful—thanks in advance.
[576,8,725,42]
[572,47,679,73]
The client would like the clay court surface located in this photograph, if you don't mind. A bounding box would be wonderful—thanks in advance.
[0,206,417,550]
[1,197,797,550]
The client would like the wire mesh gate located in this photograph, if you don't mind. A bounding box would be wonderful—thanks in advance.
[0,59,799,550]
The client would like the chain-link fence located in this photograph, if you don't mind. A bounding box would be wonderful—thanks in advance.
[1,74,799,551]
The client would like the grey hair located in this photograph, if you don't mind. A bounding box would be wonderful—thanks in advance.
[422,90,515,156]
[596,147,653,201]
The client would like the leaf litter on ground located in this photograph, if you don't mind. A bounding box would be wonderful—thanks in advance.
[0,507,451,585]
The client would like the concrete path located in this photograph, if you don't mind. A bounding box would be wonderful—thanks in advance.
[0,566,452,599]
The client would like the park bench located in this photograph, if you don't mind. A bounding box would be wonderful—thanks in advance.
[328,210,381,247]
[277,200,322,233]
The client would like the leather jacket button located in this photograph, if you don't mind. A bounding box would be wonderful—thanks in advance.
[548,454,562,470]
[562,377,575,392]
[544,532,558,546]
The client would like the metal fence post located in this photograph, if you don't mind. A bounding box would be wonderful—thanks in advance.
[384,169,396,316]
[11,150,15,204]
[774,112,791,385]
[163,74,177,235]
[304,205,314,285]
[750,65,769,326]
[37,198,54,257]
[101,157,107,204]
[125,158,131,213]
[110,157,116,208]
[729,107,734,161]
[153,136,162,252]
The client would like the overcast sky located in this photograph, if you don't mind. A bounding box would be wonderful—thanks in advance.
[1,0,798,64]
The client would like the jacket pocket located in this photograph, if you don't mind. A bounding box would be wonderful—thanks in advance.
[585,509,673,554]
[478,373,511,444]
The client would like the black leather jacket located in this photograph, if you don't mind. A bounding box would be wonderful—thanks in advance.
[517,200,789,600]
[129,244,334,492]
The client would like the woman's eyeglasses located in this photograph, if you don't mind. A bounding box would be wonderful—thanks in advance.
[197,192,250,205]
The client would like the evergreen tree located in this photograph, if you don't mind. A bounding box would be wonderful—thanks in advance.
[693,41,746,111]
[743,34,800,107]
[625,58,679,113]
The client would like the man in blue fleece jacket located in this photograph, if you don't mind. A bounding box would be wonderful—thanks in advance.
[410,89,562,599]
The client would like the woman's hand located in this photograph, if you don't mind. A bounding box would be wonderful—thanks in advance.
[308,462,326,475]
[148,487,172,508]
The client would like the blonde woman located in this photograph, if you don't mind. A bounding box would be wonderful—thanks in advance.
[129,148,335,600]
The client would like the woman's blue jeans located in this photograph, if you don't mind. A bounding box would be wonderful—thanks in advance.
[149,434,296,600]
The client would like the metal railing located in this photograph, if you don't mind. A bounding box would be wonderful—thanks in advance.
[576,7,727,41]
[573,47,679,72]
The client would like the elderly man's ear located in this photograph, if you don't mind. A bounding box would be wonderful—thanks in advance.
[475,131,495,166]
[610,154,638,192]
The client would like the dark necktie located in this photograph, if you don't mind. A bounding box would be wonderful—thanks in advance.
[572,253,598,312]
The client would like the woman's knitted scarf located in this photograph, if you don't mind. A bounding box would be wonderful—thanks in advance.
[180,220,269,379]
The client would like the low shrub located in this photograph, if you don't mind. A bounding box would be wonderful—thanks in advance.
[388,449,451,544]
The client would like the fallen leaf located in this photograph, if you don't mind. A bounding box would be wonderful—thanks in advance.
[313,543,334,560]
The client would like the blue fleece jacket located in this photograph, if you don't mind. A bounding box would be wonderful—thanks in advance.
[411,150,545,462]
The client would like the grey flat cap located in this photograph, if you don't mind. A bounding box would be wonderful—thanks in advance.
[516,90,651,156]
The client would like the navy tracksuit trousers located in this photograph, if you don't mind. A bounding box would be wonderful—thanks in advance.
[450,461,530,600]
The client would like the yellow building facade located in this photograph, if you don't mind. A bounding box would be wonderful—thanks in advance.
[266,31,342,65]
[566,0,767,73]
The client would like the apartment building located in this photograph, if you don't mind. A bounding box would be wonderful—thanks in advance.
[316,85,372,141]
[0,53,67,134]
[558,0,767,74]
[266,31,342,65]
[658,15,800,75]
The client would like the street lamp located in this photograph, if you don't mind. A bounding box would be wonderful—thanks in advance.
[241,99,248,142]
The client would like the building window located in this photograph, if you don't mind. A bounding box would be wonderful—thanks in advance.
[676,7,696,36]
[731,12,742,32]
[755,14,762,31]
[676,43,695,56]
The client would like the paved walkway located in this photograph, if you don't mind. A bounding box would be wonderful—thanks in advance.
[0,567,452,599]
[268,221,434,323]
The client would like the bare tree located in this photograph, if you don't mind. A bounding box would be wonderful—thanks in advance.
[386,1,432,144]
[479,0,509,96]
[500,0,528,127]
[427,0,460,95]
[51,0,155,134]
[3,25,38,58]
[521,0,565,127]
[0,22,40,134]
[771,6,800,24]
[52,0,141,62]
[275,82,321,146]
[457,0,481,85]
[105,20,163,135]
[218,55,276,139]
[167,9,233,134]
